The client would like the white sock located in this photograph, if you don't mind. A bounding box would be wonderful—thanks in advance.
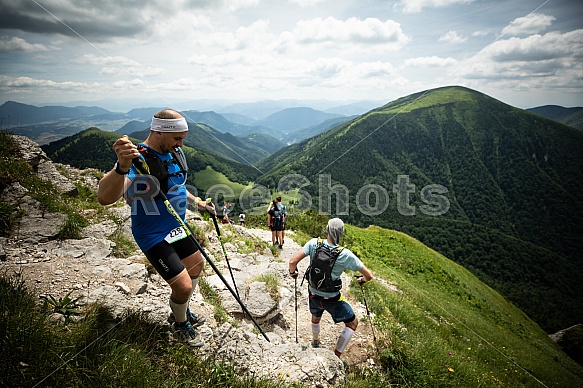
[312,320,320,342]
[334,327,354,357]
[169,296,188,324]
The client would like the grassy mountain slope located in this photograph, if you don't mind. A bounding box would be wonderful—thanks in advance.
[41,128,261,188]
[342,223,583,386]
[255,86,583,333]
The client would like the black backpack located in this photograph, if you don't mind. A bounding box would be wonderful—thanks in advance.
[137,145,188,199]
[304,238,344,293]
[270,205,282,219]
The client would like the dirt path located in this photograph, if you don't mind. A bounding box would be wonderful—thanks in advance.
[245,227,378,368]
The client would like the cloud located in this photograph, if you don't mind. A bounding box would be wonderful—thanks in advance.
[458,29,583,89]
[76,54,164,78]
[0,36,56,52]
[471,30,491,37]
[404,56,458,67]
[288,0,327,7]
[398,0,475,14]
[293,17,410,48]
[0,75,90,90]
[75,54,164,78]
[439,30,467,44]
[501,13,556,37]
[185,0,260,11]
[0,0,157,41]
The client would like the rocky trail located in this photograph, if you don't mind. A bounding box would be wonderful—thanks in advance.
[0,135,381,387]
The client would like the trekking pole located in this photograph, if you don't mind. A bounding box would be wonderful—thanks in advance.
[210,210,240,299]
[132,157,270,342]
[355,275,377,351]
[294,276,298,343]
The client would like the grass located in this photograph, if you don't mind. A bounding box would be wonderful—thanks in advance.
[0,273,292,388]
[252,273,280,304]
[342,225,583,387]
[193,166,251,199]
[198,276,229,325]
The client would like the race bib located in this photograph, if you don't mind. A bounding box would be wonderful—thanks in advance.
[164,227,188,244]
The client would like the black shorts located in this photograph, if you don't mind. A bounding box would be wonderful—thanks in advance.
[273,218,283,231]
[144,236,199,280]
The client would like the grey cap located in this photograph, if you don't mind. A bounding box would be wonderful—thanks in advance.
[326,218,345,245]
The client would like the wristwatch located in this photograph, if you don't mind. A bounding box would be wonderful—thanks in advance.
[114,161,129,175]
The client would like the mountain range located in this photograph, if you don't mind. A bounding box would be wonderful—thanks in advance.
[16,85,583,334]
[0,100,356,149]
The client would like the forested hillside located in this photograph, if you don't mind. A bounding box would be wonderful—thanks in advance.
[255,86,583,333]
[41,128,261,187]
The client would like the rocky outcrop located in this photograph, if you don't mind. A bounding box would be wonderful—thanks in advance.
[13,135,78,196]
[550,324,583,366]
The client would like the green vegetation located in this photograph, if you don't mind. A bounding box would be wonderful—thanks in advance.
[193,165,252,197]
[0,274,289,388]
[198,276,229,325]
[253,273,280,303]
[341,224,583,387]
[40,290,82,324]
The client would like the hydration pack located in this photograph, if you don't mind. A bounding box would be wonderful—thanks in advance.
[271,205,282,219]
[304,238,344,293]
[137,145,188,199]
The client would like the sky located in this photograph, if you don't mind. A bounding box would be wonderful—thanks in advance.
[0,0,581,112]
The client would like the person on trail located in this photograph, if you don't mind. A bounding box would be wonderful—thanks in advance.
[276,196,287,247]
[288,218,373,364]
[222,202,234,225]
[97,109,213,348]
[267,199,283,247]
[238,213,245,226]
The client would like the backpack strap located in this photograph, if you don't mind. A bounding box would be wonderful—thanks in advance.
[302,237,322,287]
[171,147,188,174]
[136,144,188,199]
